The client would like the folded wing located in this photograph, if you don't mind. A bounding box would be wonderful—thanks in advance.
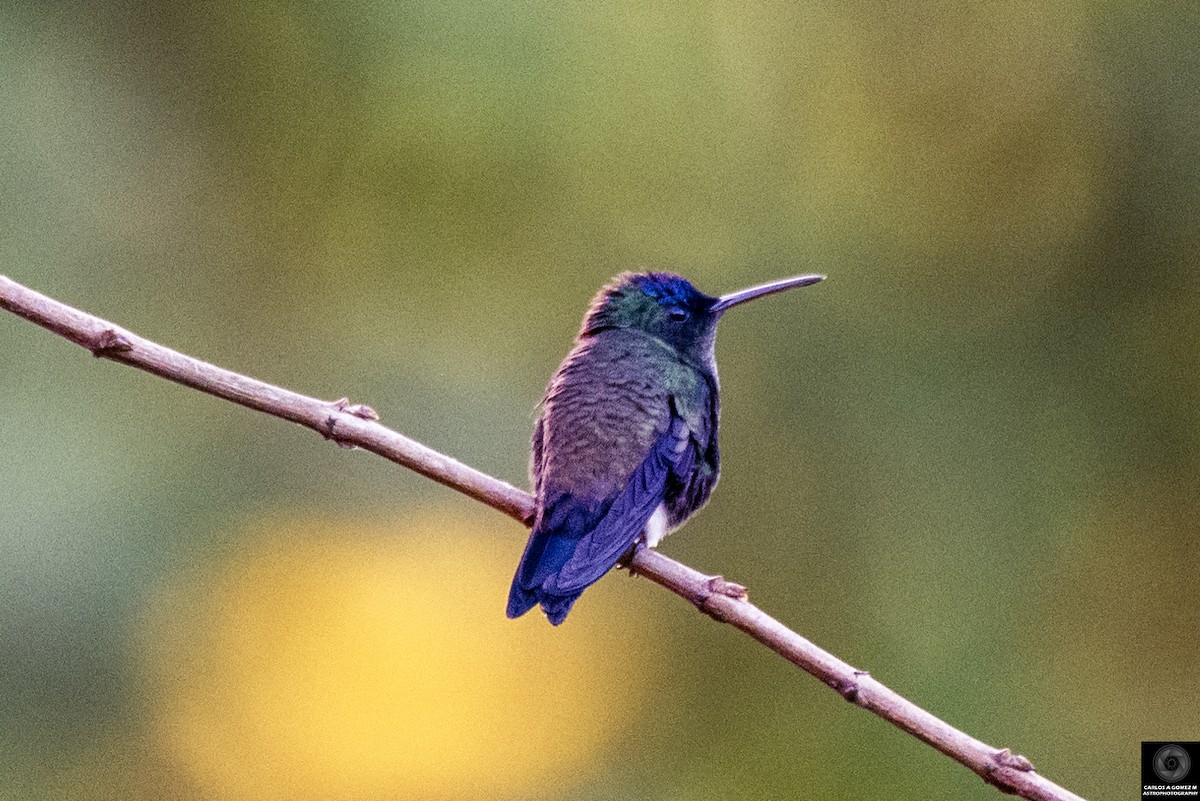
[506,400,695,624]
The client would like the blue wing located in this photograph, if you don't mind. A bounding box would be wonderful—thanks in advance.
[507,404,695,625]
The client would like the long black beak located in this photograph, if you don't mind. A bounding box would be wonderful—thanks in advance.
[711,274,825,313]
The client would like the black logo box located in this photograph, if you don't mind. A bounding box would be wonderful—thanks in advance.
[1144,742,1199,798]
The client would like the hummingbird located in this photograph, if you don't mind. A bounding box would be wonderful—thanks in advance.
[507,271,825,625]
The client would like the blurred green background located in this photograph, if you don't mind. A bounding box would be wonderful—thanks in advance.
[1,0,1197,798]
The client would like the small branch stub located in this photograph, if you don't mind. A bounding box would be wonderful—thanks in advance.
[89,328,134,358]
[986,747,1038,794]
[707,575,749,601]
[331,397,380,421]
[324,398,381,448]
[837,670,871,707]
[691,575,750,620]
[994,748,1036,773]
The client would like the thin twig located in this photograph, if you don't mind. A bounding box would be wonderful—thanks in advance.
[0,274,1086,801]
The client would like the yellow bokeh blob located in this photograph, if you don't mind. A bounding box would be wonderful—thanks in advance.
[139,511,661,801]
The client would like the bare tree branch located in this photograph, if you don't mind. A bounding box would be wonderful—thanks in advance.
[0,274,1087,801]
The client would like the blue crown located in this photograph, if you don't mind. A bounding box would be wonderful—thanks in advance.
[627,273,709,307]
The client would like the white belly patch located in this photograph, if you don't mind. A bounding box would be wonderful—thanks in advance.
[643,503,670,548]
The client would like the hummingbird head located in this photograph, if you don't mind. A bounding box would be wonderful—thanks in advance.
[580,272,721,360]
[579,271,825,364]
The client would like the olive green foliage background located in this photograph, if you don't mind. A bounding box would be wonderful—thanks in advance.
[1,1,1197,799]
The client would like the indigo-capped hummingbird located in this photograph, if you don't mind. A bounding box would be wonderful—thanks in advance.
[507,271,825,625]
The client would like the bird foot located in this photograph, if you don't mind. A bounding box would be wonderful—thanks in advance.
[620,541,645,577]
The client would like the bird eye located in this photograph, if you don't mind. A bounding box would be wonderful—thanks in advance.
[667,307,688,322]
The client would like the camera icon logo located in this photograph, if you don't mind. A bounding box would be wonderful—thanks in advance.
[1154,744,1192,784]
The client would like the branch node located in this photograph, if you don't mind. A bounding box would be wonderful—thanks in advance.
[330,397,380,421]
[992,748,1036,772]
[89,328,134,358]
[707,575,749,601]
[981,748,1038,795]
[691,575,749,620]
[322,398,380,448]
[836,670,871,706]
[321,414,357,449]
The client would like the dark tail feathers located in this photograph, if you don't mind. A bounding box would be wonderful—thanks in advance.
[506,582,581,626]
